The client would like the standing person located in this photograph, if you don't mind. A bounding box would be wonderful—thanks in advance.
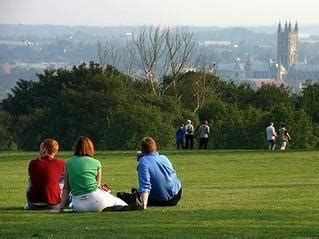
[198,120,210,149]
[278,124,292,150]
[59,136,127,212]
[137,137,182,209]
[176,123,186,149]
[26,139,66,210]
[184,120,194,149]
[266,122,277,150]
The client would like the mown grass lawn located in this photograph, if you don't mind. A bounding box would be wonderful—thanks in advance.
[0,150,319,238]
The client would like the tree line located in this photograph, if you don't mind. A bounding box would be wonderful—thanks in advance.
[0,61,318,151]
[0,26,318,150]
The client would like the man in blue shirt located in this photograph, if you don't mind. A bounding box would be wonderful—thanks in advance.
[138,137,182,209]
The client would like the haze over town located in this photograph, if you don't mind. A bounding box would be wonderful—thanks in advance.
[1,0,319,99]
[1,0,319,27]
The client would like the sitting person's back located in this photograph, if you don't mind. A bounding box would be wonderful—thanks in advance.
[138,137,182,209]
[59,136,128,212]
[26,139,65,210]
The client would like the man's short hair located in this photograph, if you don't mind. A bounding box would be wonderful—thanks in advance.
[141,137,157,153]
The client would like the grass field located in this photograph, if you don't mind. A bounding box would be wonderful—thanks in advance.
[0,150,319,238]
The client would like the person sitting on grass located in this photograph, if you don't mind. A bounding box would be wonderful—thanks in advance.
[137,137,182,209]
[26,139,66,210]
[59,136,128,212]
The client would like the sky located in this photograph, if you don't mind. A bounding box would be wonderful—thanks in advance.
[1,0,319,27]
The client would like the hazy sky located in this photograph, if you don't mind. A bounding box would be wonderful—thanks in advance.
[1,0,319,27]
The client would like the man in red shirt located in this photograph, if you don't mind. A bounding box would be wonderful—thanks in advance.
[26,139,65,210]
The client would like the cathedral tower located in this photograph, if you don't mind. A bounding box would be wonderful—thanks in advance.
[277,21,298,72]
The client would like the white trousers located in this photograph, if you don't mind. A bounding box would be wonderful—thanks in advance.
[72,188,127,212]
[280,141,287,150]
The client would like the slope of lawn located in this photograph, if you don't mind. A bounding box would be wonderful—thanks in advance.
[0,150,319,238]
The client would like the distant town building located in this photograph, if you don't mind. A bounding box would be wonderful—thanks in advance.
[202,40,231,46]
[215,58,280,84]
[276,21,319,90]
[277,21,298,72]
[215,22,319,91]
[286,64,319,89]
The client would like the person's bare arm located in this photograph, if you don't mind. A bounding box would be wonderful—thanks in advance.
[96,168,102,187]
[139,192,149,209]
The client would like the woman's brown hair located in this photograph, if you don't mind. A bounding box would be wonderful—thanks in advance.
[73,136,94,157]
[40,139,59,156]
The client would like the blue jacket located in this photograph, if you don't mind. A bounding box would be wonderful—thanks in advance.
[138,152,181,202]
[176,128,186,143]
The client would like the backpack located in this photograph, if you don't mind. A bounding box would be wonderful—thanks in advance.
[187,125,193,134]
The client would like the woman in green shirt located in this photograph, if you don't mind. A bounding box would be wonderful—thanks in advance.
[59,136,127,212]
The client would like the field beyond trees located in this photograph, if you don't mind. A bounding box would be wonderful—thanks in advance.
[1,150,319,238]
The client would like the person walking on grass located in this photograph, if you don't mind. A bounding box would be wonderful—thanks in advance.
[59,136,128,212]
[26,139,67,210]
[278,124,291,150]
[266,122,277,150]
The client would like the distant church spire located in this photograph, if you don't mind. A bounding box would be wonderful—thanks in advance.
[288,22,292,32]
[278,22,282,32]
[277,20,298,73]
[294,22,298,32]
[284,21,288,32]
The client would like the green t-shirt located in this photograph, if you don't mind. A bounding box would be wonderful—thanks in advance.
[66,155,101,196]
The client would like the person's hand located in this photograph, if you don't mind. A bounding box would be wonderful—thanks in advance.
[49,207,63,213]
[49,208,63,213]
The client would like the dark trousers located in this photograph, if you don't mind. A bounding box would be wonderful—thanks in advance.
[148,188,182,206]
[199,137,208,149]
[176,142,184,149]
[267,140,275,150]
[185,134,194,149]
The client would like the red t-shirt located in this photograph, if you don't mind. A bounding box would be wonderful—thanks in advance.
[27,156,65,205]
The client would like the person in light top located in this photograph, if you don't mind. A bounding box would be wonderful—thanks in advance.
[184,120,194,149]
[266,122,277,150]
[198,120,210,149]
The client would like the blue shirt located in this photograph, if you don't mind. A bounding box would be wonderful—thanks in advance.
[138,152,181,202]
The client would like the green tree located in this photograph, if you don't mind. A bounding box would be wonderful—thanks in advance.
[0,107,16,150]
[301,83,319,123]
[255,84,291,111]
[289,109,317,149]
[2,62,184,150]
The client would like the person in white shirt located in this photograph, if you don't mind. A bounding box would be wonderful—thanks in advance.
[184,120,194,149]
[265,122,277,150]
